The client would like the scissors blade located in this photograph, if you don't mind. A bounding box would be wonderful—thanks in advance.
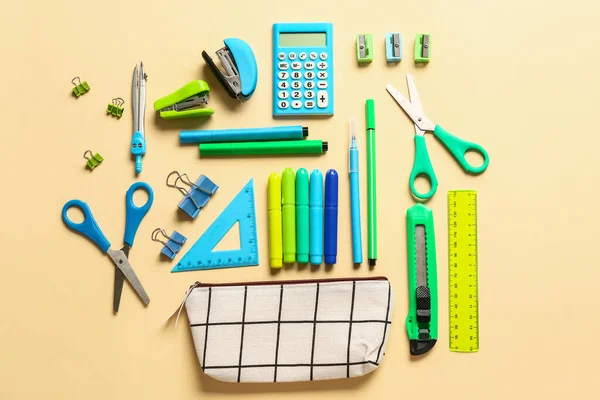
[113,267,125,313]
[132,65,139,133]
[112,245,130,313]
[386,83,436,132]
[406,75,426,137]
[107,248,150,307]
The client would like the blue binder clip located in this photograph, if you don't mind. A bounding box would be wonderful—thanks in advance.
[152,228,187,260]
[166,171,218,218]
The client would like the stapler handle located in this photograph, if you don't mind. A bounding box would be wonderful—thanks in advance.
[202,51,238,99]
[224,38,257,99]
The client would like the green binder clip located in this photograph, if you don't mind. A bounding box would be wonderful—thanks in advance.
[356,34,373,63]
[71,76,90,97]
[414,34,431,63]
[153,80,215,119]
[106,97,125,118]
[83,150,103,170]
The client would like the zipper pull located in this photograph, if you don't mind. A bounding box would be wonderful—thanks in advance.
[164,282,201,328]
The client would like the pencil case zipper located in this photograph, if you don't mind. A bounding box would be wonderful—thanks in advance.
[189,275,388,289]
[169,276,388,326]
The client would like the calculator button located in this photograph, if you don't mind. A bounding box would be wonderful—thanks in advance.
[304,81,315,89]
[304,61,315,70]
[304,71,315,79]
[317,71,328,79]
[291,61,302,70]
[278,71,289,80]
[292,71,302,80]
[292,100,302,109]
[309,52,318,60]
[278,100,289,109]
[304,100,315,109]
[304,90,315,99]
[317,81,328,89]
[291,81,302,89]
[278,62,289,70]
[288,52,297,60]
[317,91,328,108]
[320,52,328,60]
[292,90,302,99]
[299,52,307,60]
[278,91,289,99]
[317,61,328,70]
[278,52,286,60]
[278,81,289,89]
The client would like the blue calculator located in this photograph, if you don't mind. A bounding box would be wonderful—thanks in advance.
[272,23,334,117]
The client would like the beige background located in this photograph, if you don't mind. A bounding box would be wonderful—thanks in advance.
[1,0,599,398]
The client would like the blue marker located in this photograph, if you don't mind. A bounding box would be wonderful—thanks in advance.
[349,117,363,264]
[309,170,324,265]
[180,125,308,144]
[324,169,339,264]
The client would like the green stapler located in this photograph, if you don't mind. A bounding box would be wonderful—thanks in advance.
[153,80,215,119]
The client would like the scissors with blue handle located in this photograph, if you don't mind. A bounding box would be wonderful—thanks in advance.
[386,74,489,200]
[61,182,154,313]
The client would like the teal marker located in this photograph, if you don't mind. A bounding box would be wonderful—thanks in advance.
[295,168,310,263]
[282,168,296,263]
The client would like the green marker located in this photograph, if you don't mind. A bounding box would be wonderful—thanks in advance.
[199,140,328,156]
[366,100,378,266]
[295,168,310,263]
[282,168,296,263]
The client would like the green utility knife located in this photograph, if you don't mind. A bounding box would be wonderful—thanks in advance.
[406,203,438,355]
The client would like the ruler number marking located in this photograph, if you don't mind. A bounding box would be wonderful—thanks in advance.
[448,190,479,352]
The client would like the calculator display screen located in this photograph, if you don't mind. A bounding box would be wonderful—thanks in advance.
[279,32,326,47]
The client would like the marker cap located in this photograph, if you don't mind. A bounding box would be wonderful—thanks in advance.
[295,168,309,205]
[310,169,323,206]
[268,173,282,210]
[366,99,376,130]
[282,168,296,205]
[325,169,339,207]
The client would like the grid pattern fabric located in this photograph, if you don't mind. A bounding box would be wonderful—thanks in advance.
[185,279,394,383]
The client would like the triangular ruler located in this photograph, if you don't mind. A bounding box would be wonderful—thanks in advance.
[172,179,259,272]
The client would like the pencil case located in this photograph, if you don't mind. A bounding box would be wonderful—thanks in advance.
[180,276,394,383]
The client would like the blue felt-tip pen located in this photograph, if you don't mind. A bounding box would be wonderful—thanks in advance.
[349,117,363,264]
[180,125,308,144]
[309,169,324,265]
[324,169,339,264]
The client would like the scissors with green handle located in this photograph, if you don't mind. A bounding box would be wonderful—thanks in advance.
[386,74,489,200]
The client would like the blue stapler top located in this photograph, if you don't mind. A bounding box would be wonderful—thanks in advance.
[202,38,258,101]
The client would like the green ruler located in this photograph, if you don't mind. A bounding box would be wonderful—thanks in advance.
[448,190,479,352]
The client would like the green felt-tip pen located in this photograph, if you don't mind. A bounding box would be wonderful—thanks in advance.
[282,168,296,263]
[295,168,310,263]
[366,99,378,266]
[199,140,328,156]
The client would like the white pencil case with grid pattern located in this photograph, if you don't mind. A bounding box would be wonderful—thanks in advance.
[181,276,394,383]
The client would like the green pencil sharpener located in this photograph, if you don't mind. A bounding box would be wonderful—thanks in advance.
[414,34,431,63]
[356,34,373,63]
